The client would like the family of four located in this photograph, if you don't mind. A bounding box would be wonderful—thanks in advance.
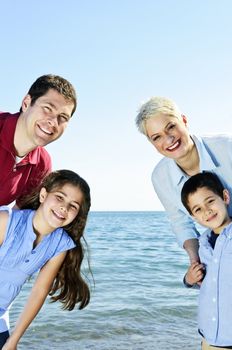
[1,78,232,349]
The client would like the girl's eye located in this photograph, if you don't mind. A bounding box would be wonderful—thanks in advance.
[55,195,63,201]
[70,205,79,211]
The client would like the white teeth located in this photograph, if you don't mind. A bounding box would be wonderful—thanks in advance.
[40,126,52,135]
[53,210,65,219]
[168,141,179,150]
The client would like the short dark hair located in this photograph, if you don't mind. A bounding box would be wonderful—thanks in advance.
[181,171,225,214]
[20,74,77,115]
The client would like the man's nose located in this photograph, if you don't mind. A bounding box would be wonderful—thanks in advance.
[47,114,58,127]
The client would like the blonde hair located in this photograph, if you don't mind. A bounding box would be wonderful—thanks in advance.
[135,96,182,135]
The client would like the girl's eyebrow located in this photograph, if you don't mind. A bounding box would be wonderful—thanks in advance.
[55,190,81,206]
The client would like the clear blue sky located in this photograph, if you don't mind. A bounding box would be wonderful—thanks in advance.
[1,0,232,211]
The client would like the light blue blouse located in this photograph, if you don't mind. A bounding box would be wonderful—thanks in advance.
[0,207,75,332]
[198,223,232,346]
[152,134,232,247]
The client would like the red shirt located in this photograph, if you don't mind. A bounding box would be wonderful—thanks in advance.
[0,112,52,206]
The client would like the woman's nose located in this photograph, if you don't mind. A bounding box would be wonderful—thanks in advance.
[165,134,175,145]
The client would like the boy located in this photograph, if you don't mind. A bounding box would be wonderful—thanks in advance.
[181,171,232,349]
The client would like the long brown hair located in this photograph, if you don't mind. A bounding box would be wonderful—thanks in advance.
[20,169,91,310]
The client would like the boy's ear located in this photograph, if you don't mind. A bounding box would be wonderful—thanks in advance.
[21,94,32,112]
[223,189,230,205]
[39,187,48,203]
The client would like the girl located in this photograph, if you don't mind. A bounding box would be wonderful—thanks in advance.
[0,169,91,350]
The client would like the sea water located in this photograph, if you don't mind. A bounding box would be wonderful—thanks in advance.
[11,211,200,349]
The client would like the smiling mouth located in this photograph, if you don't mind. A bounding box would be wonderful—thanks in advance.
[38,125,52,135]
[52,210,65,221]
[207,213,217,222]
[166,140,181,152]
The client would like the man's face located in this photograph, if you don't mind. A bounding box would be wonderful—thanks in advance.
[21,88,75,147]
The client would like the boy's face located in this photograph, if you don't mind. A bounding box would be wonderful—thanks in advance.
[187,187,231,234]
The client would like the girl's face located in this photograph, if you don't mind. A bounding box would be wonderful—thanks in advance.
[145,113,193,160]
[39,183,83,230]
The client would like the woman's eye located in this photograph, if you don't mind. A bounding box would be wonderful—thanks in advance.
[168,124,175,130]
[152,135,160,142]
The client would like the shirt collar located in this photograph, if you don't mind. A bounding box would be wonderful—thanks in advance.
[170,134,219,187]
[0,112,40,165]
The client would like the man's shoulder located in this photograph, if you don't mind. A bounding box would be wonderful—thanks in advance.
[0,111,19,120]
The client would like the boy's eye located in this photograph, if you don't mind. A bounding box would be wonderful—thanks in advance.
[55,195,63,201]
[208,199,215,204]
[194,208,201,214]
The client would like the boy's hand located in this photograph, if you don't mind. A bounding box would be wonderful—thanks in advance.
[185,262,205,286]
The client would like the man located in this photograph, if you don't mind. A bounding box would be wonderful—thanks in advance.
[0,74,77,207]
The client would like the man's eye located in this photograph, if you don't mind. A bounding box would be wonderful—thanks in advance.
[59,115,69,123]
[43,106,52,112]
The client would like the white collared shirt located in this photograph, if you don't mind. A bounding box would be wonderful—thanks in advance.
[152,134,232,247]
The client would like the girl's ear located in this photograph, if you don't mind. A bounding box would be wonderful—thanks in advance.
[223,189,230,205]
[39,187,48,203]
[21,94,32,113]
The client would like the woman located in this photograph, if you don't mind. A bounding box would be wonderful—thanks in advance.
[135,97,232,263]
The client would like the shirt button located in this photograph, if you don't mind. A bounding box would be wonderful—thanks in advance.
[212,298,216,303]
[212,317,216,322]
[213,277,216,282]
[25,259,29,263]
[214,258,218,263]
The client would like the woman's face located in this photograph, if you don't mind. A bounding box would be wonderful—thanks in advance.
[145,113,193,160]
